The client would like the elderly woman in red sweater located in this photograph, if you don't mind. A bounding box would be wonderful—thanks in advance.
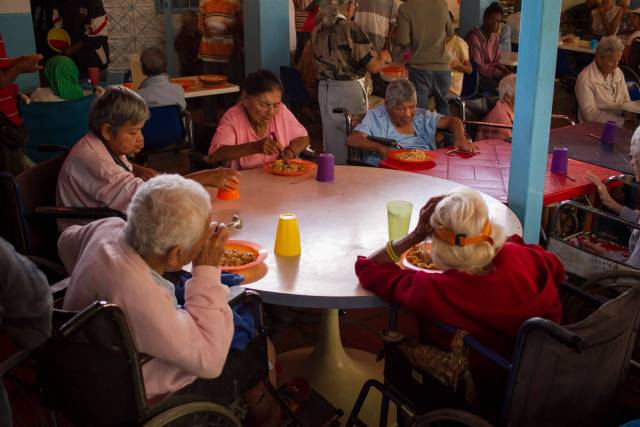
[355,187,563,401]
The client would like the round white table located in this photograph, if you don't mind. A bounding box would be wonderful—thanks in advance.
[210,165,523,424]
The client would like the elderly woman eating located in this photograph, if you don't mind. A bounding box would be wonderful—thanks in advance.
[57,86,237,226]
[208,69,310,170]
[477,73,516,141]
[346,79,474,167]
[576,36,636,128]
[355,187,563,401]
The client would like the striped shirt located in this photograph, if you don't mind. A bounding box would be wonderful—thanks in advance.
[354,0,399,52]
[198,0,240,63]
[294,0,313,32]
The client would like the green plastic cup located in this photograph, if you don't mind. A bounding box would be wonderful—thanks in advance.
[387,200,413,241]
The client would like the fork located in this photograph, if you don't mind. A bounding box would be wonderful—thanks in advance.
[272,132,289,167]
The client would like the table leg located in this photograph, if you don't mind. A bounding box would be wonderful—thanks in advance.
[277,308,393,426]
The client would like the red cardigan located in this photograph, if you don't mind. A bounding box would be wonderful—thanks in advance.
[356,235,563,372]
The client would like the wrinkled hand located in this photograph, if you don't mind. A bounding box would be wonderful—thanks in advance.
[454,136,476,153]
[15,54,43,74]
[586,171,620,212]
[191,167,240,190]
[411,196,446,239]
[257,136,282,155]
[193,223,230,267]
[136,165,159,181]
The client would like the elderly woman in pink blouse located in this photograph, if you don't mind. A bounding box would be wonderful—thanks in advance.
[57,86,238,226]
[477,74,515,141]
[208,69,310,170]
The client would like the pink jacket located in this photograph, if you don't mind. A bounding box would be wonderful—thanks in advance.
[466,28,504,80]
[477,100,513,141]
[59,218,234,398]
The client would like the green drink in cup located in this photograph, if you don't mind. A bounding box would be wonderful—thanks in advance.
[387,200,413,241]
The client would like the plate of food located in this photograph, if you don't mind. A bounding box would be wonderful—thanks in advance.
[221,240,268,272]
[388,149,436,168]
[264,159,317,176]
[198,74,228,85]
[400,242,442,273]
[171,78,194,90]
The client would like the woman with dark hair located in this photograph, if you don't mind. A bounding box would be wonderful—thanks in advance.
[208,69,310,170]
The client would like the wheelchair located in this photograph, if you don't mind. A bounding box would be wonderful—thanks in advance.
[3,287,301,426]
[346,284,640,427]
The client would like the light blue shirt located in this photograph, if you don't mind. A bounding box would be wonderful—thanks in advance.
[137,74,187,112]
[353,105,442,166]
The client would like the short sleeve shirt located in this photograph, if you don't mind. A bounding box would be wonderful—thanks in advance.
[446,35,469,96]
[354,105,442,166]
[312,17,376,80]
[208,103,308,170]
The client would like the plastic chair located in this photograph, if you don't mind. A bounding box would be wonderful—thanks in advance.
[19,95,95,163]
[136,105,193,164]
[347,284,640,427]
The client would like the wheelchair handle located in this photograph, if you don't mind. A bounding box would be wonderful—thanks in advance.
[367,135,398,148]
[549,200,640,236]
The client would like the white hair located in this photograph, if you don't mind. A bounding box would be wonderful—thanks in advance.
[124,174,211,257]
[631,126,640,158]
[596,36,624,58]
[430,187,506,274]
[498,73,516,102]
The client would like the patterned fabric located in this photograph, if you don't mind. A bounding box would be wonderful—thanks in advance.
[44,56,85,101]
[398,330,477,405]
[197,0,240,63]
[354,0,399,52]
[312,16,375,80]
[294,0,313,32]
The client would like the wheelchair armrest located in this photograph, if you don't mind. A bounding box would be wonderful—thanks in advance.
[0,350,30,377]
[518,317,586,353]
[35,206,127,220]
[37,144,71,154]
[463,120,513,130]
[367,135,397,147]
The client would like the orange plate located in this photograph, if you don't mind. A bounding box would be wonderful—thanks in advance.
[400,242,442,273]
[171,78,194,90]
[221,240,268,272]
[264,159,317,177]
[198,74,228,85]
[388,149,436,167]
[382,65,404,76]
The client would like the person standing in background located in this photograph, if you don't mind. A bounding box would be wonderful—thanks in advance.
[446,13,472,97]
[394,0,453,116]
[52,0,109,74]
[506,0,521,49]
[293,0,314,64]
[174,10,202,77]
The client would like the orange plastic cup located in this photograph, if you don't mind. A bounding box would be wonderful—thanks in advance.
[123,82,134,89]
[217,187,240,200]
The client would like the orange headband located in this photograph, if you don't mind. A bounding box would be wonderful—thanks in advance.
[432,220,494,247]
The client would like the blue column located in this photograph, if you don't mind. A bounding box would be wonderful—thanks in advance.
[244,0,290,75]
[507,0,561,243]
[459,0,492,38]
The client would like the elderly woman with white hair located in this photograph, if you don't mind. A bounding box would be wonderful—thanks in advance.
[137,46,186,111]
[356,187,563,396]
[346,79,474,167]
[575,36,636,128]
[586,127,640,268]
[57,86,237,228]
[312,0,391,164]
[477,73,516,141]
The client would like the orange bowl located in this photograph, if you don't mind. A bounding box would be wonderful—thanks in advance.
[171,78,194,90]
[198,74,228,85]
[382,65,404,77]
[217,187,240,200]
[221,240,268,272]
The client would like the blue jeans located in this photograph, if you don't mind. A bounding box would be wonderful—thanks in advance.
[408,67,451,116]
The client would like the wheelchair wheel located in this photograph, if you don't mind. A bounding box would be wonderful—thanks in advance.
[143,402,242,427]
[413,409,493,427]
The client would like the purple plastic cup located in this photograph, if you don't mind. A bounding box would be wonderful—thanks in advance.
[550,147,569,174]
[600,120,617,145]
[316,153,335,182]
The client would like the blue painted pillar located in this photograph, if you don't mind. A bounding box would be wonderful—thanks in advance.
[508,0,561,243]
[244,0,290,75]
[459,0,492,38]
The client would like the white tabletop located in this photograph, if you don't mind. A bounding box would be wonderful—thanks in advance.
[499,51,518,67]
[171,75,240,99]
[558,41,595,54]
[210,166,523,309]
[623,101,640,114]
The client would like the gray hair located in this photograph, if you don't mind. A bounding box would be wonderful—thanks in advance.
[319,0,353,28]
[385,79,417,108]
[140,46,166,76]
[498,73,516,102]
[631,126,640,158]
[124,174,211,258]
[595,36,624,58]
[89,86,150,136]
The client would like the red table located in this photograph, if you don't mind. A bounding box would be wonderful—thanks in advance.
[380,139,622,206]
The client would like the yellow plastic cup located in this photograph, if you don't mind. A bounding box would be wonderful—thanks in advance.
[274,213,301,256]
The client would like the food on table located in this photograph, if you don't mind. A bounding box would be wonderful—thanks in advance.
[270,159,306,173]
[171,78,193,90]
[222,248,257,267]
[198,74,227,85]
[393,150,434,162]
[406,244,438,270]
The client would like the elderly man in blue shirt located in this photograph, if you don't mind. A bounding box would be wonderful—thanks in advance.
[346,79,474,166]
[137,47,187,112]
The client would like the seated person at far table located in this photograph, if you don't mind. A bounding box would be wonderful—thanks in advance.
[477,73,515,141]
[208,69,310,170]
[57,86,237,229]
[586,128,640,268]
[346,79,474,167]
[137,47,186,112]
[355,187,563,404]
[30,55,102,102]
[59,175,280,425]
[576,36,636,129]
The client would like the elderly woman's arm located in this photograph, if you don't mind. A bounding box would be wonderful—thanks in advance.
[575,74,625,126]
[346,131,392,158]
[599,4,628,36]
[437,116,476,152]
[283,136,311,158]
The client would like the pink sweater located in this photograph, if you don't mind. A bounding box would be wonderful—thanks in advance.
[477,100,513,141]
[208,103,308,170]
[59,218,234,398]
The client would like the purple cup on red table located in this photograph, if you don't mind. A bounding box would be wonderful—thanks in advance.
[550,147,569,174]
[316,153,335,182]
[600,120,617,146]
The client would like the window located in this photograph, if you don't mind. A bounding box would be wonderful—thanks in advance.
[154,0,199,14]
